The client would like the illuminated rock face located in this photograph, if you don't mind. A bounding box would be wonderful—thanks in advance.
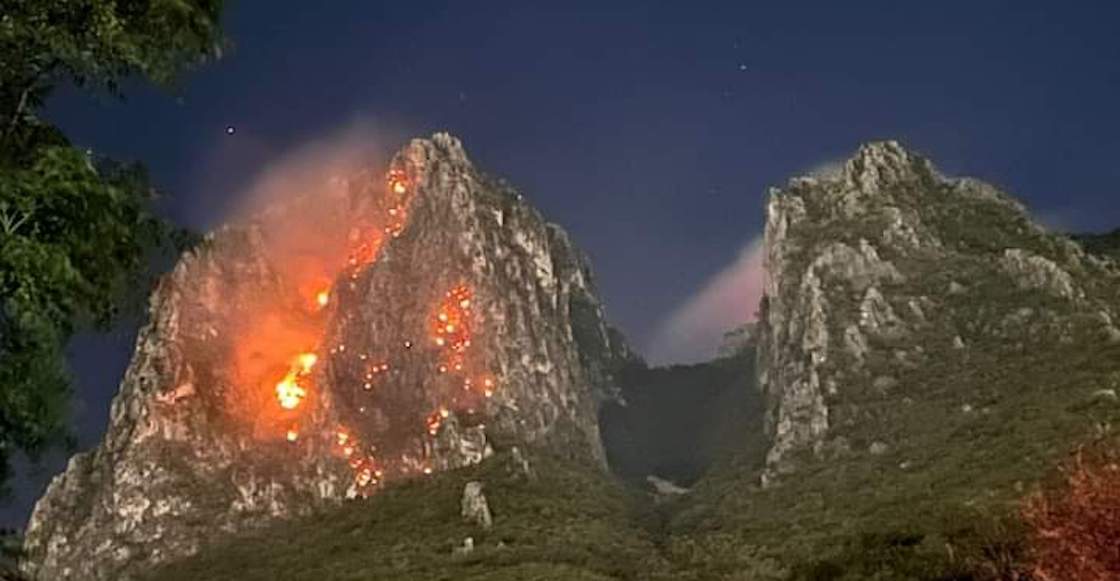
[757,141,1120,485]
[23,133,627,580]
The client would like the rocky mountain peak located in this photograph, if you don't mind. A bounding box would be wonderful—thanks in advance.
[757,140,1120,485]
[840,140,935,194]
[22,133,626,580]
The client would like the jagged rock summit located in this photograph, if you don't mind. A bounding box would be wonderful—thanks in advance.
[757,140,1120,484]
[23,133,628,580]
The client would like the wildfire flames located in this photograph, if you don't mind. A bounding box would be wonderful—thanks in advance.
[274,352,317,410]
[216,155,500,497]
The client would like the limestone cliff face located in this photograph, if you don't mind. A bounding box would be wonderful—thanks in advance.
[757,141,1120,484]
[23,134,626,580]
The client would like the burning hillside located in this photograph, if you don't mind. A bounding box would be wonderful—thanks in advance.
[24,133,629,580]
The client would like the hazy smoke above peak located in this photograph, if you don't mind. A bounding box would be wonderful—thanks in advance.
[230,123,391,221]
[645,235,766,365]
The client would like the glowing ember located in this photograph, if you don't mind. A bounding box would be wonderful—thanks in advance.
[426,410,444,436]
[389,170,409,195]
[316,290,330,308]
[297,353,317,372]
[286,429,299,442]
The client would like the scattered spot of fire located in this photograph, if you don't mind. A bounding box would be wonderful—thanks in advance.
[286,429,299,442]
[297,353,317,371]
[389,169,409,195]
[426,409,446,436]
[316,290,330,308]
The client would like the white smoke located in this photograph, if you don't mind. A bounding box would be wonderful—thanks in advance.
[645,235,766,365]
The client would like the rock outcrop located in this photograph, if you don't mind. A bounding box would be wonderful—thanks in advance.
[716,323,758,359]
[23,134,627,580]
[460,481,493,529]
[757,141,1120,484]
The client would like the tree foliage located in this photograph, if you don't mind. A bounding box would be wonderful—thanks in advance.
[0,0,223,491]
[1,0,224,158]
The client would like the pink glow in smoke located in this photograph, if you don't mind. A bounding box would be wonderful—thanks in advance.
[646,235,766,364]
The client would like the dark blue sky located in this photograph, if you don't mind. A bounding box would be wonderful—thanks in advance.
[5,1,1119,527]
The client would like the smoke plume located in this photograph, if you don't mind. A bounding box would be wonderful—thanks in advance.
[645,235,766,365]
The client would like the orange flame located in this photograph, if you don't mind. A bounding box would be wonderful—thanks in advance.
[275,352,316,410]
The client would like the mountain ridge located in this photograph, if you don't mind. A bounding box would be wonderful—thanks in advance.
[20,137,1120,580]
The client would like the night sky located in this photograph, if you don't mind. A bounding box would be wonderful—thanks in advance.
[5,1,1120,528]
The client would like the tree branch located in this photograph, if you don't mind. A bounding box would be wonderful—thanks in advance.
[1,84,32,148]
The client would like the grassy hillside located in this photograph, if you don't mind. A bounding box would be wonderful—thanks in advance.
[140,450,669,581]
[670,336,1120,579]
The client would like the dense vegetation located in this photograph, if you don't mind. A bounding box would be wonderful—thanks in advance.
[0,0,224,490]
[1072,228,1120,259]
[670,339,1120,579]
[141,449,670,581]
[601,350,762,486]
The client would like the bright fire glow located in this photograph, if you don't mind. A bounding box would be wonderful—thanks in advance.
[238,164,510,492]
[298,353,318,372]
[275,352,317,410]
[389,170,409,195]
[276,375,307,410]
